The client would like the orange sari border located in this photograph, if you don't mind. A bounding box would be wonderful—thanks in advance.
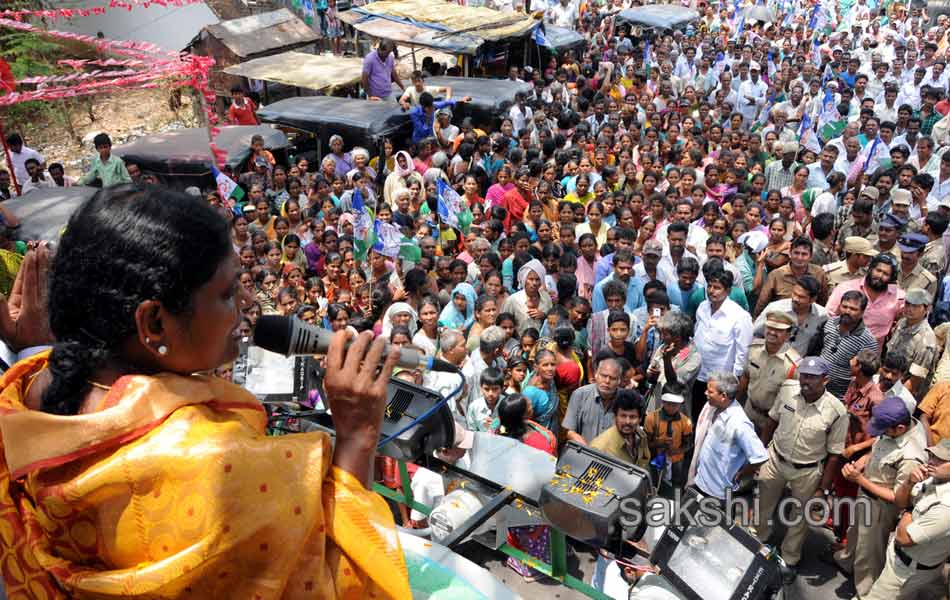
[0,357,266,479]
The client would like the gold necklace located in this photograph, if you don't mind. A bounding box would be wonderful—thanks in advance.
[86,380,113,391]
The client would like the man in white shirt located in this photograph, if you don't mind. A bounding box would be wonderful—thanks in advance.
[897,67,927,111]
[546,0,576,28]
[693,268,753,407]
[508,91,533,134]
[20,158,55,195]
[5,133,44,192]
[808,146,843,190]
[736,62,768,124]
[673,46,698,82]
[875,84,901,125]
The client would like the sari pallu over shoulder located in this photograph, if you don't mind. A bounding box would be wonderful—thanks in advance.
[0,352,410,599]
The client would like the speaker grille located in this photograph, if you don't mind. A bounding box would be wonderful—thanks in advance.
[577,461,613,494]
[385,389,413,421]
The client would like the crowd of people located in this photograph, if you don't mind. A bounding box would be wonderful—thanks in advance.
[3,0,950,597]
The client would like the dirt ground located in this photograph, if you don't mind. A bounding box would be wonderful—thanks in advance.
[8,87,202,180]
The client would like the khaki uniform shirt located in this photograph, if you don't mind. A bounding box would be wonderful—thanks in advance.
[875,242,902,263]
[863,428,926,490]
[888,318,938,382]
[744,341,800,415]
[920,239,947,278]
[811,238,837,268]
[768,381,848,463]
[835,219,879,258]
[754,264,830,314]
[903,479,950,566]
[752,299,828,357]
[823,260,866,291]
[932,323,950,384]
[899,263,939,297]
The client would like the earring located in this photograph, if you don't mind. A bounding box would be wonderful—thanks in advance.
[158,345,169,356]
[145,337,151,344]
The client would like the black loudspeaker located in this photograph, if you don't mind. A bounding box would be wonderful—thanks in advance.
[377,378,456,463]
[539,442,652,547]
[649,488,783,600]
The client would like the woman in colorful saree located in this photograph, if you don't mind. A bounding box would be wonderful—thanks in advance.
[0,185,410,599]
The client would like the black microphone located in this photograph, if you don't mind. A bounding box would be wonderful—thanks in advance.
[253,315,459,372]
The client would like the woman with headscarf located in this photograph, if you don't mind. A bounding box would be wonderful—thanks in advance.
[438,282,477,330]
[384,150,415,208]
[381,302,419,338]
[501,259,553,335]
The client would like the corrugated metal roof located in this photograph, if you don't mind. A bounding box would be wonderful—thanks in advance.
[204,8,319,57]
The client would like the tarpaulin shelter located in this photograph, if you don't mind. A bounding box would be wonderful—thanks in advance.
[339,0,538,75]
[223,51,364,103]
[614,5,700,38]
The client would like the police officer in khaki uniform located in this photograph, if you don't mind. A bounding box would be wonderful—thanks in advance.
[898,233,939,297]
[824,237,877,292]
[835,396,927,597]
[887,289,939,400]
[738,311,800,437]
[875,213,905,262]
[890,189,921,234]
[864,439,950,600]
[920,213,948,279]
[755,357,848,581]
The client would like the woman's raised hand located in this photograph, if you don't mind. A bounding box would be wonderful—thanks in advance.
[325,330,400,487]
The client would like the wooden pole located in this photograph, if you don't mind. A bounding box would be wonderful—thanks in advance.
[0,119,21,196]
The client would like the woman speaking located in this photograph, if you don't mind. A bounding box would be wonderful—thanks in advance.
[0,186,409,598]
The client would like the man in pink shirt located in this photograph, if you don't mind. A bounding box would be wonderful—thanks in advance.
[826,254,905,349]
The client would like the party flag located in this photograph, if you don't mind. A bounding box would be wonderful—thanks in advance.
[351,187,377,260]
[212,166,245,204]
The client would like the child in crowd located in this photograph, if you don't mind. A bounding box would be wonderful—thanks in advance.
[467,367,504,432]
[644,382,694,490]
[78,133,131,188]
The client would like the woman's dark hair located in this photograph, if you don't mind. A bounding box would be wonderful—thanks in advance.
[327,303,350,321]
[44,185,231,415]
[282,233,301,248]
[370,284,393,324]
[496,311,516,327]
[475,293,497,315]
[480,251,503,273]
[390,324,412,342]
[404,267,429,295]
[497,393,530,439]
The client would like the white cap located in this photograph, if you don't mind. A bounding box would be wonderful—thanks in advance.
[661,393,685,404]
[749,60,761,71]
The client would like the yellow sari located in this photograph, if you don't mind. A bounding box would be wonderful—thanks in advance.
[0,352,410,599]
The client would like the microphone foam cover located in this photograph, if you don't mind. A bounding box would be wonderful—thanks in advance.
[253,315,293,355]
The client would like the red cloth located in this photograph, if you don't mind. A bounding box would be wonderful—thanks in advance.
[228,98,258,125]
[501,187,530,230]
[555,360,582,388]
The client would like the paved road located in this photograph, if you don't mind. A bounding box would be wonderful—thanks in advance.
[460,523,854,599]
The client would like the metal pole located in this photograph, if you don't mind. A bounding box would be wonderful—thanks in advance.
[0,120,21,196]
